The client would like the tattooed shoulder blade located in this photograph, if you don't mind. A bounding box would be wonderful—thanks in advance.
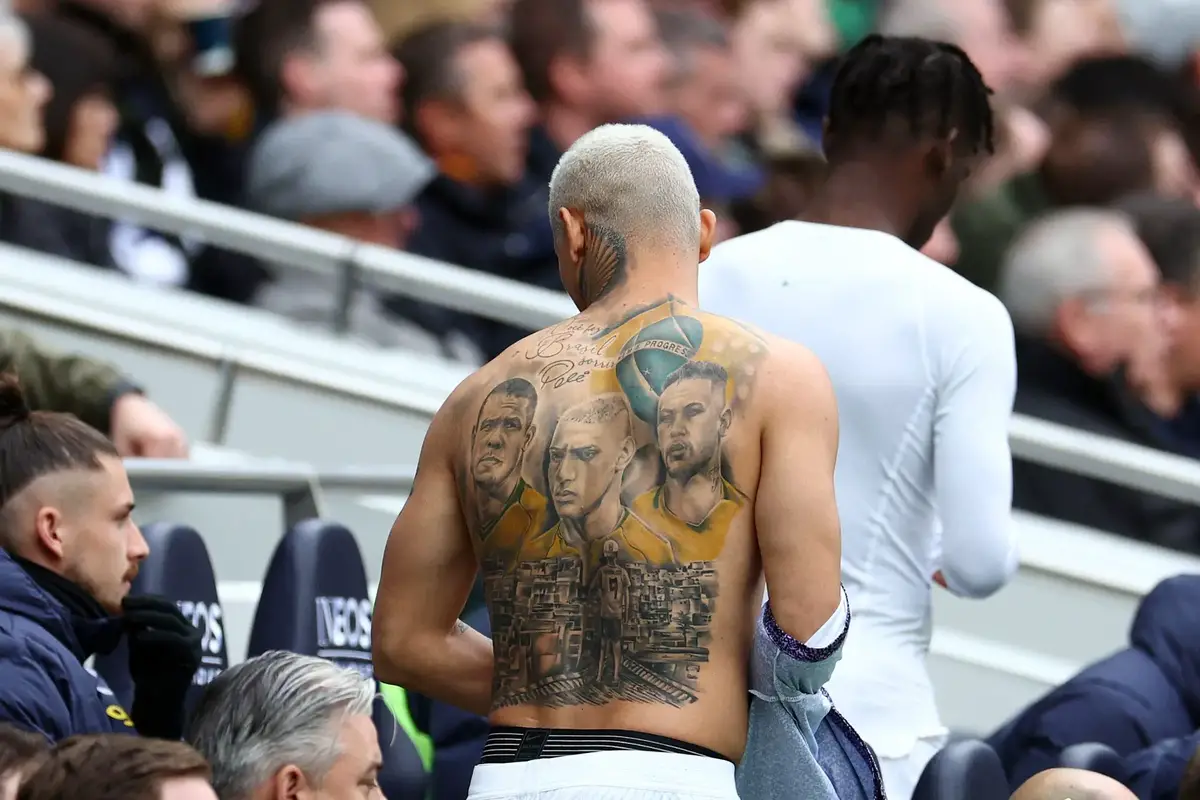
[463,300,767,710]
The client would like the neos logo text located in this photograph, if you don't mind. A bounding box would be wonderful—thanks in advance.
[315,597,372,651]
[176,600,224,656]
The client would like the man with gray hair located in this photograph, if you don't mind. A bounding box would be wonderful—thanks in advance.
[373,122,846,799]
[185,651,382,800]
[998,208,1194,546]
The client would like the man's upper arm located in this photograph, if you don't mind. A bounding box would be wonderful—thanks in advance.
[375,395,477,651]
[755,342,842,641]
[933,292,1018,598]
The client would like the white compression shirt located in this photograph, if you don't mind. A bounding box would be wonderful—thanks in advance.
[700,221,1019,758]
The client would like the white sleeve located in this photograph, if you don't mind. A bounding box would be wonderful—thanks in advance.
[932,291,1019,599]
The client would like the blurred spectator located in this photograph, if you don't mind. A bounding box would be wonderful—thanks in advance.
[0,15,118,268]
[954,55,1194,293]
[237,0,400,125]
[16,735,216,800]
[0,13,49,154]
[0,725,48,800]
[44,0,209,291]
[0,375,201,741]
[391,20,546,361]
[1005,0,1126,91]
[878,0,1029,96]
[0,328,185,458]
[724,0,832,155]
[655,9,747,153]
[990,576,1200,790]
[245,111,480,361]
[509,0,669,183]
[997,210,1200,550]
[185,651,381,800]
[1116,194,1200,432]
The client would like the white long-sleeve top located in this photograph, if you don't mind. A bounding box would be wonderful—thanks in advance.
[700,221,1019,758]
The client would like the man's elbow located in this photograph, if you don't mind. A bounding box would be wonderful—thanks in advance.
[943,541,1019,599]
[371,612,423,686]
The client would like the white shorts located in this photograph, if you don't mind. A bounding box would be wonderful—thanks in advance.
[467,751,740,800]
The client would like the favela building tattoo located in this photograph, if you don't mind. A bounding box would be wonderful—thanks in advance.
[468,299,765,709]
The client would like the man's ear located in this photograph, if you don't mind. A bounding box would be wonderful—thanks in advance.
[274,764,310,800]
[698,208,717,263]
[558,208,588,267]
[33,506,65,561]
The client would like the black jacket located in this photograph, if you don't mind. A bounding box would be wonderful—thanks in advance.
[1012,337,1200,552]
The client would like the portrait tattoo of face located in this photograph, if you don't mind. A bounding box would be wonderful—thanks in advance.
[471,378,538,521]
[656,361,732,523]
[548,394,636,543]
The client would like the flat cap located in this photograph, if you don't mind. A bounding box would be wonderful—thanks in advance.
[247,110,435,220]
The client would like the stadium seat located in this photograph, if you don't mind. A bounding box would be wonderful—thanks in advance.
[913,739,1009,800]
[1058,742,1126,781]
[247,519,429,800]
[93,522,228,715]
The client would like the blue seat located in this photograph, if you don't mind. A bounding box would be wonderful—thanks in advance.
[1059,742,1126,782]
[914,739,1009,800]
[248,519,429,800]
[93,522,228,715]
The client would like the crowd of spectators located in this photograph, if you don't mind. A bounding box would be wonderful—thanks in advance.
[3,0,1200,798]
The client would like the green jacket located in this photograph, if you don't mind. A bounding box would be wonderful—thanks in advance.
[951,172,1051,294]
[0,328,135,435]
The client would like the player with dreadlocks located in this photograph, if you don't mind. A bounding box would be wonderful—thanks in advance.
[704,35,1018,800]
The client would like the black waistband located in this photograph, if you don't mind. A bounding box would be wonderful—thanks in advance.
[478,726,731,764]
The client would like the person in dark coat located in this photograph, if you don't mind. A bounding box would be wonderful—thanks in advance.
[0,375,201,742]
[1122,730,1200,800]
[989,575,1200,788]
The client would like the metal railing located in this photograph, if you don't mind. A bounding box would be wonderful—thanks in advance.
[0,150,576,333]
[3,150,1200,508]
[1008,415,1200,506]
[125,458,416,529]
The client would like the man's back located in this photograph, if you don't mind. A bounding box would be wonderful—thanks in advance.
[372,122,842,800]
[701,221,1017,753]
[454,297,781,758]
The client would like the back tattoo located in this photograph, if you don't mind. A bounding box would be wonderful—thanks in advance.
[461,298,767,709]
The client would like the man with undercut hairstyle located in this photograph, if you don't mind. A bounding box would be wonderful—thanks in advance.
[374,122,847,799]
[0,375,201,743]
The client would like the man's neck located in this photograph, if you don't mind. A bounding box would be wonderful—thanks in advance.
[663,470,722,526]
[802,163,907,239]
[542,104,601,154]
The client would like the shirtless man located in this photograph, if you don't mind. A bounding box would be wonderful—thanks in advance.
[372,123,844,800]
